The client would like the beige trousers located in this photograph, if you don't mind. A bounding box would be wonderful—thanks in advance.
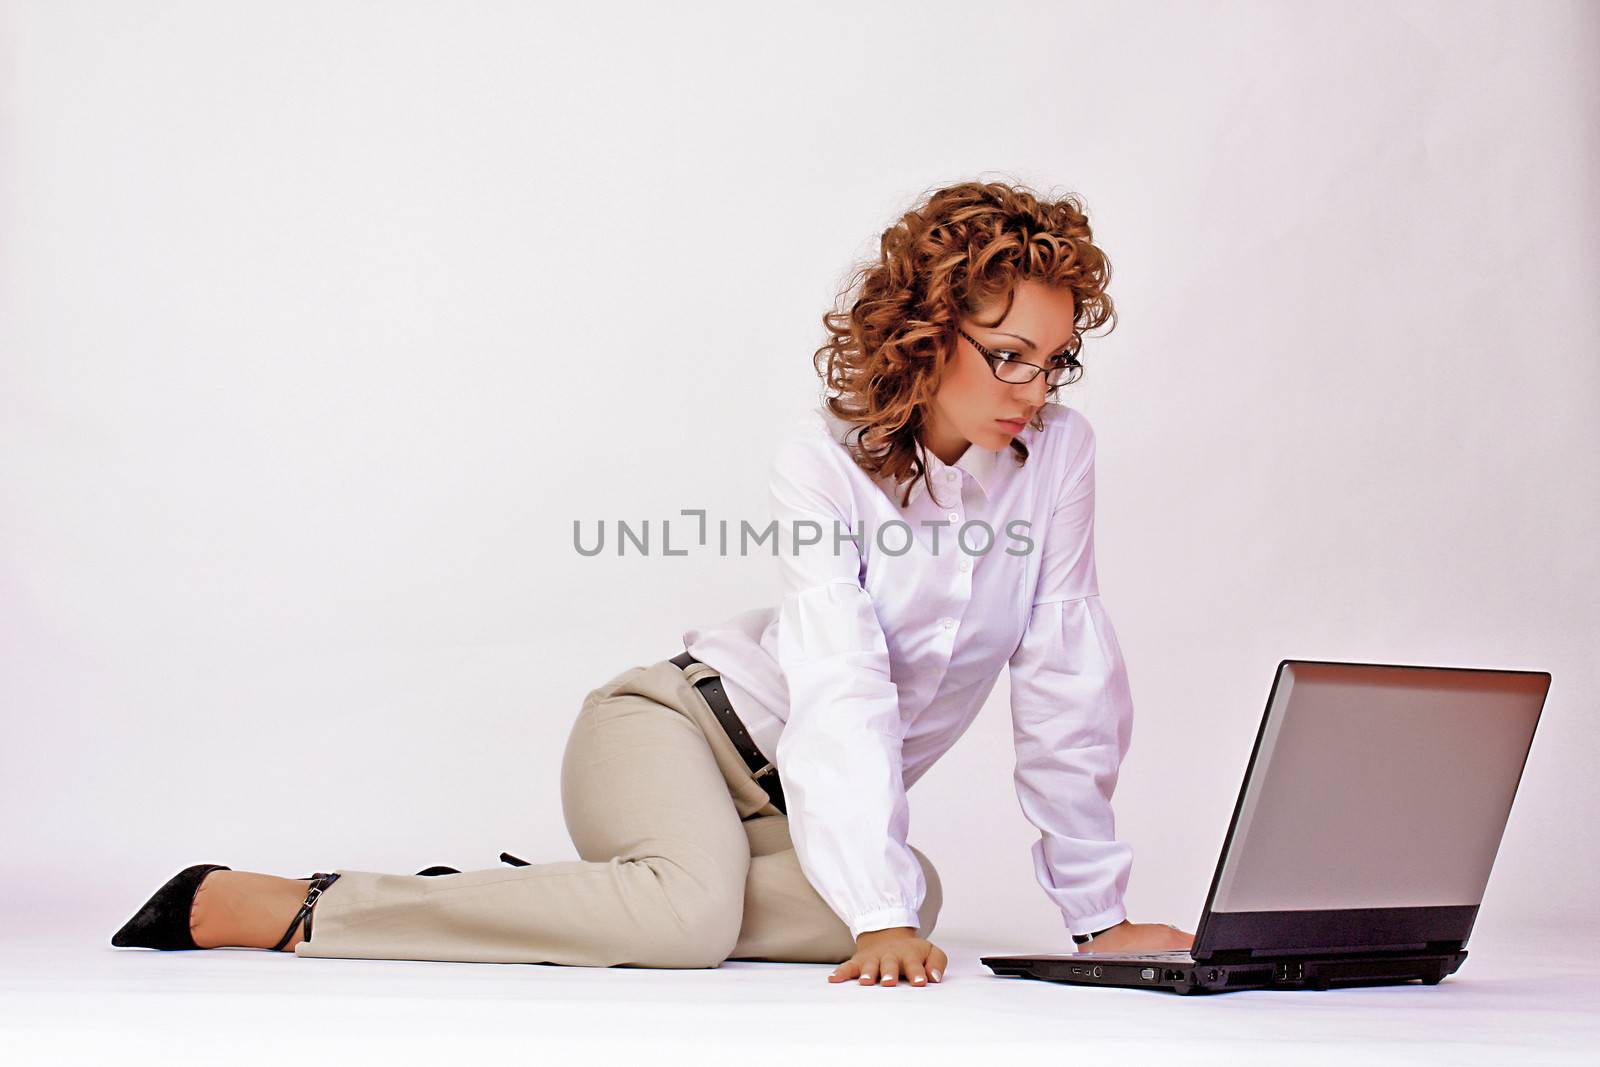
[294,656,942,968]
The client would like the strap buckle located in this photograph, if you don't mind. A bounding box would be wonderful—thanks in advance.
[303,872,340,907]
[752,761,776,779]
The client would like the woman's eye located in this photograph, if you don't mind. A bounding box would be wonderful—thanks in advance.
[997,350,1070,366]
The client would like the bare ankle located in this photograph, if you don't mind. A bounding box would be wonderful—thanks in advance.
[189,871,311,951]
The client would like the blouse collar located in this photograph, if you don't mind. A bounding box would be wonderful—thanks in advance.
[815,405,1001,508]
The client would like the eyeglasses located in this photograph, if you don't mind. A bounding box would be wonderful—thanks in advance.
[956,326,1082,387]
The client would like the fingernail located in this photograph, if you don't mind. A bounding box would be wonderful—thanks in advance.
[912,975,925,984]
[931,969,942,982]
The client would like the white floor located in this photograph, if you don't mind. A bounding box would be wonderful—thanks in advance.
[2,920,1596,1065]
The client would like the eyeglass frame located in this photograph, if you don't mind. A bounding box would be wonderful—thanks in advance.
[955,325,1083,387]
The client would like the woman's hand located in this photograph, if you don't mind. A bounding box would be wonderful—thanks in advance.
[1077,919,1194,953]
[829,927,948,987]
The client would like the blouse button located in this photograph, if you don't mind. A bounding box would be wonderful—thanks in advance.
[947,511,959,522]
[959,558,971,572]
[941,617,955,630]
[945,471,957,482]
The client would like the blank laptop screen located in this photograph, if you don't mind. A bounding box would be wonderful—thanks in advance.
[1209,662,1546,914]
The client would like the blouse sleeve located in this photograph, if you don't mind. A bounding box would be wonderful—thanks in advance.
[768,433,926,940]
[1007,412,1136,937]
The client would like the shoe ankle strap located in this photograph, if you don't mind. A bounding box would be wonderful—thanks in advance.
[271,872,340,952]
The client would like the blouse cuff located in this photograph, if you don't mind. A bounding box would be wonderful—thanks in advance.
[1065,900,1128,939]
[848,906,925,941]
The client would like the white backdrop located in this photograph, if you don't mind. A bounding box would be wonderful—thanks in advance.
[3,0,1595,951]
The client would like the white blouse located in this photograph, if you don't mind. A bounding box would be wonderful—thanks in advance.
[682,400,1135,941]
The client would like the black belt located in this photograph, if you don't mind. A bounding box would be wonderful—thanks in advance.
[670,651,786,814]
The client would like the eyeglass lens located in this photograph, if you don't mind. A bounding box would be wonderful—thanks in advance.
[994,359,1073,386]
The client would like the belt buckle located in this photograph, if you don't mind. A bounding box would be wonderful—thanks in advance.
[752,761,776,779]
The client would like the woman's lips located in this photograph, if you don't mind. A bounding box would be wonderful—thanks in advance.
[996,418,1027,434]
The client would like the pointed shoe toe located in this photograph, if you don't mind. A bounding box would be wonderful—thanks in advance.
[110,863,232,950]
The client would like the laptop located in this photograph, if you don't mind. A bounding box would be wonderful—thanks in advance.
[982,658,1550,994]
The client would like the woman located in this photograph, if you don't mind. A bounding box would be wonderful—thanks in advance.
[111,179,1194,986]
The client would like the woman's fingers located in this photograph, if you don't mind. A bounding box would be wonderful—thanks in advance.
[880,954,901,986]
[830,941,947,987]
[905,957,928,986]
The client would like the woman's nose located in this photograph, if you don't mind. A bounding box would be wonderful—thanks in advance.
[1016,372,1049,408]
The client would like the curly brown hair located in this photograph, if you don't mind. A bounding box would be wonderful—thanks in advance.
[813,179,1117,508]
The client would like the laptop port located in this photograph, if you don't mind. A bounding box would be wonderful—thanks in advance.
[1164,969,1184,981]
[1140,967,1157,981]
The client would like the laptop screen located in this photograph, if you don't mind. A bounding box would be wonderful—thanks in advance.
[1205,661,1546,921]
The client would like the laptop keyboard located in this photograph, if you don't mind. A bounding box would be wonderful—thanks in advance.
[1076,949,1194,961]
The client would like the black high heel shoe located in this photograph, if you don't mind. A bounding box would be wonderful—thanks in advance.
[110,865,342,952]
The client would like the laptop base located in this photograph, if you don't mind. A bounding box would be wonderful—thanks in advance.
[980,950,1468,995]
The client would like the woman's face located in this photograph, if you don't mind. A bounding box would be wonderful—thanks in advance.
[921,278,1078,465]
